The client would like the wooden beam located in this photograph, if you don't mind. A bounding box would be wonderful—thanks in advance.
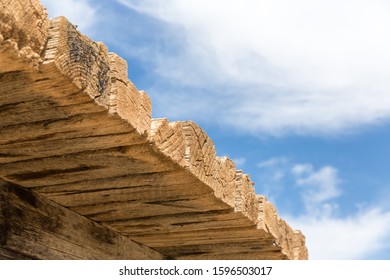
[0,178,165,260]
[0,0,49,70]
[0,0,308,260]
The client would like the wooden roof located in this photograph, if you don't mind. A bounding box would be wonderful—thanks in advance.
[0,0,307,260]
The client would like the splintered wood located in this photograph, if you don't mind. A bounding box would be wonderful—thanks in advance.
[0,0,308,260]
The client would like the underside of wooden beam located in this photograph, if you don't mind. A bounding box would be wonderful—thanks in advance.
[0,178,165,260]
[0,0,308,260]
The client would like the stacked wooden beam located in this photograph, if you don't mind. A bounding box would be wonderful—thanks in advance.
[0,0,308,260]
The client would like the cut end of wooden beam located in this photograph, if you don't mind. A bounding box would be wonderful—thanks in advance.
[214,156,237,207]
[179,121,240,208]
[0,0,48,69]
[235,171,259,222]
[108,53,151,135]
[181,121,218,183]
[0,0,308,259]
[138,90,152,136]
[150,119,242,210]
[43,17,111,102]
[39,17,152,136]
[258,195,280,236]
[257,195,308,260]
[150,119,187,167]
[149,118,308,260]
[293,230,309,260]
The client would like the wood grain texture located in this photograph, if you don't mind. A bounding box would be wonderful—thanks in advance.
[108,53,151,135]
[235,171,259,222]
[150,119,187,167]
[43,17,111,103]
[0,0,48,69]
[0,179,164,259]
[0,0,307,260]
[257,196,309,260]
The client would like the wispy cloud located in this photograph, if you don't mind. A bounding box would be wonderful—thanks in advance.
[255,157,290,202]
[291,164,313,176]
[35,1,390,259]
[232,157,246,168]
[286,209,390,259]
[257,157,289,169]
[289,164,390,259]
[41,0,98,36]
[256,158,390,259]
[293,164,341,216]
[116,0,390,136]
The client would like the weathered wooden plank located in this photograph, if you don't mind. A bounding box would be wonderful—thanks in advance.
[293,231,308,260]
[0,72,89,106]
[0,132,146,163]
[102,211,255,235]
[235,171,259,222]
[0,248,33,260]
[0,110,140,147]
[43,17,111,102]
[0,147,173,187]
[108,54,151,135]
[152,120,242,210]
[181,121,218,187]
[155,240,283,259]
[150,119,187,167]
[70,195,231,222]
[177,251,287,260]
[128,226,269,248]
[257,195,309,260]
[0,95,106,129]
[0,178,164,260]
[32,170,202,194]
[0,0,308,260]
[42,182,213,208]
[0,0,48,70]
[214,156,237,207]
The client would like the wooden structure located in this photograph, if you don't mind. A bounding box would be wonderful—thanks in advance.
[0,0,308,260]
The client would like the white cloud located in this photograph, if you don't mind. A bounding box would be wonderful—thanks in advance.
[232,157,246,168]
[293,165,341,215]
[287,163,390,259]
[257,157,288,168]
[256,159,390,259]
[286,209,390,259]
[291,163,313,176]
[255,157,290,203]
[117,0,390,136]
[41,0,97,36]
[272,170,285,181]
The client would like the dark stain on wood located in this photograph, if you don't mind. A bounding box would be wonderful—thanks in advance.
[0,71,23,80]
[66,22,110,97]
[97,59,109,95]
[89,225,116,245]
[9,165,104,180]
[0,153,27,158]
[11,183,37,207]
[0,101,26,111]
[4,132,61,145]
[0,222,7,246]
[1,182,11,246]
[34,78,50,83]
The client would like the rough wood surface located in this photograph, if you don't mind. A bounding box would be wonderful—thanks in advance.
[0,0,48,70]
[0,178,164,260]
[0,0,308,260]
[108,53,151,135]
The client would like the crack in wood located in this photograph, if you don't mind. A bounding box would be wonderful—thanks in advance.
[8,165,104,180]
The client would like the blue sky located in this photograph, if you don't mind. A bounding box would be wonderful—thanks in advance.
[41,0,390,259]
